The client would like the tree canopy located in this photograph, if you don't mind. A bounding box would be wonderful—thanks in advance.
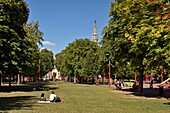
[0,0,44,86]
[101,0,170,93]
[0,0,29,77]
[39,48,54,78]
[54,38,99,83]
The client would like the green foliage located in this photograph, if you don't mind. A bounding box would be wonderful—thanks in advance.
[0,0,30,76]
[40,48,54,77]
[20,21,44,76]
[101,0,170,93]
[54,38,99,78]
[0,0,44,83]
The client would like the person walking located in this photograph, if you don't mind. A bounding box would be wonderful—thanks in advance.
[150,79,153,88]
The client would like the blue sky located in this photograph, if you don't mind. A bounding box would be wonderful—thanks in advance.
[25,0,113,55]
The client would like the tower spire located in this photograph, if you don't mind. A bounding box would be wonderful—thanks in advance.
[94,20,97,34]
[92,20,98,43]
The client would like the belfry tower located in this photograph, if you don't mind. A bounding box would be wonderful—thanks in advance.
[92,20,98,43]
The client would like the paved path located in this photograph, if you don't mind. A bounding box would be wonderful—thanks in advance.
[100,83,170,98]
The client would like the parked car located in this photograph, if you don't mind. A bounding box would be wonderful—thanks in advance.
[123,79,136,87]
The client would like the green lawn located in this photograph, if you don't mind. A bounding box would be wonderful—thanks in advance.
[0,82,169,113]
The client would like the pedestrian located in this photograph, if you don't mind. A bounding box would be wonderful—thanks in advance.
[150,79,153,88]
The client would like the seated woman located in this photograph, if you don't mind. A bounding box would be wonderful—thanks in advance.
[39,93,47,101]
[49,91,64,102]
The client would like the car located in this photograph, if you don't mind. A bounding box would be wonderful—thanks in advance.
[123,79,136,87]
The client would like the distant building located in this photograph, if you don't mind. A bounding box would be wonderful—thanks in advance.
[92,20,98,43]
[52,67,61,81]
[43,71,52,81]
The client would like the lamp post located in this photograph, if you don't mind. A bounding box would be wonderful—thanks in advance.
[37,48,42,90]
[108,61,111,87]
[38,59,40,89]
[134,69,137,82]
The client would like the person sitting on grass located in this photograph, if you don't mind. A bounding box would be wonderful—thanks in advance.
[39,93,47,101]
[49,91,64,102]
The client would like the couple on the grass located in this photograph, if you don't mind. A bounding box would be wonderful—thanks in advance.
[40,91,64,102]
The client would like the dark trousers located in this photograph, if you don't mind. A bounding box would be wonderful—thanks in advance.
[51,97,61,102]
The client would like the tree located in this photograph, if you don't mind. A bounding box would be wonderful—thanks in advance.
[54,38,99,83]
[102,0,170,93]
[18,21,44,83]
[39,48,54,79]
[0,0,29,86]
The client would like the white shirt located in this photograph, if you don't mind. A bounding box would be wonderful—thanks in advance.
[50,94,56,101]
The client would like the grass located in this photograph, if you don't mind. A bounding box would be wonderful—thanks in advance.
[0,81,169,113]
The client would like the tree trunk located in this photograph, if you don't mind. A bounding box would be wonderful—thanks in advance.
[95,76,98,85]
[23,75,26,84]
[138,68,144,94]
[79,77,82,84]
[1,75,3,86]
[85,77,87,84]
[92,77,95,84]
[102,75,104,85]
[74,75,76,83]
[17,74,20,85]
[160,68,164,82]
[9,75,11,87]
[20,74,21,82]
[0,74,1,87]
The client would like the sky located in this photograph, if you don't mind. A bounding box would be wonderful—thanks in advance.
[24,0,113,55]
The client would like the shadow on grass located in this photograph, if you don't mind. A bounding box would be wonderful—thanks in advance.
[0,96,37,112]
[163,102,170,105]
[0,82,58,92]
[121,87,170,99]
[0,86,36,92]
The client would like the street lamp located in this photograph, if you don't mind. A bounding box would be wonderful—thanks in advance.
[38,59,40,89]
[108,61,111,87]
[37,48,42,90]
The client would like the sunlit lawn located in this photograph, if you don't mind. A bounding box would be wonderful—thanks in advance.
[0,81,169,113]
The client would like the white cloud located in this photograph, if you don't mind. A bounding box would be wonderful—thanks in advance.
[39,48,52,52]
[42,41,56,46]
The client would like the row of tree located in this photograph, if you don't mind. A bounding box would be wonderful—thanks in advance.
[54,0,170,93]
[55,39,99,83]
[0,0,54,86]
[1,0,170,94]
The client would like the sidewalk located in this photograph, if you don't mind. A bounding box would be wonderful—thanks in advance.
[98,83,170,98]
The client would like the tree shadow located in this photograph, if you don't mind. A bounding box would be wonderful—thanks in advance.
[0,86,36,92]
[0,96,37,112]
[0,82,58,92]
[163,102,170,105]
[121,87,170,99]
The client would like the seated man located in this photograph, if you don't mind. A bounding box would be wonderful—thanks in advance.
[50,91,64,102]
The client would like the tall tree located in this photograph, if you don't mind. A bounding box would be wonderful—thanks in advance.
[102,0,170,93]
[55,38,99,83]
[20,21,44,80]
[0,0,29,86]
[39,48,54,78]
